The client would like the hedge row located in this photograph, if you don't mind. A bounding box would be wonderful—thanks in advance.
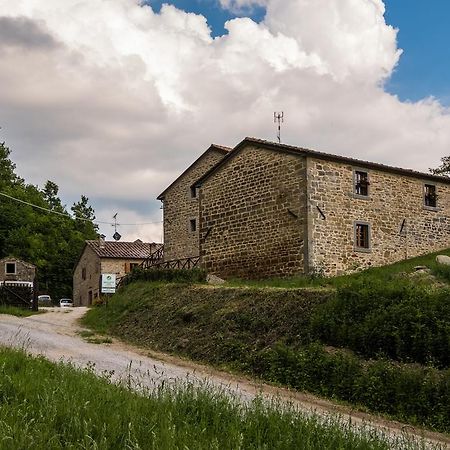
[119,268,207,287]
[310,280,450,368]
[251,343,450,432]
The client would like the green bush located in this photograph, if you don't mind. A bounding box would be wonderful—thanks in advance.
[120,267,207,287]
[252,343,450,431]
[310,279,450,368]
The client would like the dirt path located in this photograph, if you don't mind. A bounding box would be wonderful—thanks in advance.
[0,308,448,449]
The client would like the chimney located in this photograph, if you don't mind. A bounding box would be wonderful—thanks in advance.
[99,234,106,248]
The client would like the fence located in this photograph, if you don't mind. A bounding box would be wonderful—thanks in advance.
[0,282,34,309]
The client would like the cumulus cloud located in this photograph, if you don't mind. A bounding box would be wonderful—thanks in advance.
[0,0,449,242]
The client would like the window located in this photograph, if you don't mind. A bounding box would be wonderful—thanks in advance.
[5,262,16,275]
[355,223,370,250]
[354,170,369,196]
[424,184,437,208]
[130,263,139,271]
[82,267,86,280]
[190,219,197,232]
[190,186,197,198]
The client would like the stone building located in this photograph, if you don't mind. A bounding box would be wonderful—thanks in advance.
[187,137,450,278]
[73,239,162,306]
[0,257,36,285]
[157,144,230,261]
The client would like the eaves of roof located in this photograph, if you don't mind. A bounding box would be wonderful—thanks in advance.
[193,137,450,187]
[156,144,231,200]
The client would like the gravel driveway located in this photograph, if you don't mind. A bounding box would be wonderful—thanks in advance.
[0,307,448,449]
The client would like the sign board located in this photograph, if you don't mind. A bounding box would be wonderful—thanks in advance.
[101,273,116,294]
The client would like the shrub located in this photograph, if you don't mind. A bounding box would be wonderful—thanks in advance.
[120,268,207,287]
[310,279,450,368]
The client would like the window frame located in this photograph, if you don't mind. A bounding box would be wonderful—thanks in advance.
[423,183,438,210]
[353,168,370,198]
[354,221,371,253]
[189,185,198,199]
[5,262,16,275]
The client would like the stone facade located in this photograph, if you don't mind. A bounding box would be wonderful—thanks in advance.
[199,146,307,278]
[73,241,158,306]
[0,257,36,283]
[158,145,229,261]
[189,138,450,279]
[307,158,450,275]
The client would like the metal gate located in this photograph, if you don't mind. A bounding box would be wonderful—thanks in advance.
[0,282,34,309]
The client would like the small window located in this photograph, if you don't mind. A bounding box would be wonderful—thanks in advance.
[190,219,197,232]
[5,262,16,275]
[190,186,197,198]
[424,184,437,207]
[354,170,369,196]
[355,223,370,250]
[130,263,139,271]
[82,267,86,280]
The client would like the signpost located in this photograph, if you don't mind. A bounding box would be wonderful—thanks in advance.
[101,274,116,294]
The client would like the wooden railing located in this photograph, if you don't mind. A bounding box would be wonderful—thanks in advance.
[140,245,164,269]
[116,255,201,290]
[146,256,200,270]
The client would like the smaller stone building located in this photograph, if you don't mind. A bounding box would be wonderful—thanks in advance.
[73,239,161,306]
[0,257,36,285]
[158,144,230,262]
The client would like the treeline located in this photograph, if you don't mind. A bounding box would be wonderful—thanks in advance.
[0,141,98,298]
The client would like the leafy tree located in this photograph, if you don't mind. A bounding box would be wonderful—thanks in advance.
[430,156,450,177]
[0,142,99,299]
[42,180,64,212]
[0,142,21,189]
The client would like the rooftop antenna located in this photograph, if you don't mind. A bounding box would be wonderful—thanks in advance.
[274,112,284,144]
[112,213,121,241]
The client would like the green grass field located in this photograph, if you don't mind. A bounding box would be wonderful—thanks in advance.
[0,305,42,317]
[0,347,423,450]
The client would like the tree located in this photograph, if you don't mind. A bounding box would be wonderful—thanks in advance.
[430,156,450,177]
[71,195,98,235]
[0,142,20,189]
[42,180,64,212]
[0,141,99,299]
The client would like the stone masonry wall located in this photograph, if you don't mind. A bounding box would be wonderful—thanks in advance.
[74,249,146,306]
[163,149,227,261]
[199,146,307,278]
[0,258,35,283]
[73,246,100,306]
[307,157,450,276]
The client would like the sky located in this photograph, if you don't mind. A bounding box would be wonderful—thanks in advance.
[0,0,449,242]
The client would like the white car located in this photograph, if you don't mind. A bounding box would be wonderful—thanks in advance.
[59,298,73,308]
[37,295,52,305]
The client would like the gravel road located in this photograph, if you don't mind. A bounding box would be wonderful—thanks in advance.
[0,307,448,449]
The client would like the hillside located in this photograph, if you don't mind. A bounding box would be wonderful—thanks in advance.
[83,250,450,434]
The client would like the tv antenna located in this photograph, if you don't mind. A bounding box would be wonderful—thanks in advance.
[274,112,284,144]
[112,213,121,241]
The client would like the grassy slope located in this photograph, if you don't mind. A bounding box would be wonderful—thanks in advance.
[82,250,450,433]
[226,247,450,288]
[0,347,405,450]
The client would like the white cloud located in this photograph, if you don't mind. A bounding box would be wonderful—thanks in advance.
[0,0,449,242]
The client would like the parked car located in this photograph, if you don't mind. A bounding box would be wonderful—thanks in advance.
[59,298,73,308]
[37,294,52,306]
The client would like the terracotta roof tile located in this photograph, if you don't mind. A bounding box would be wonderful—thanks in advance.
[86,240,162,259]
